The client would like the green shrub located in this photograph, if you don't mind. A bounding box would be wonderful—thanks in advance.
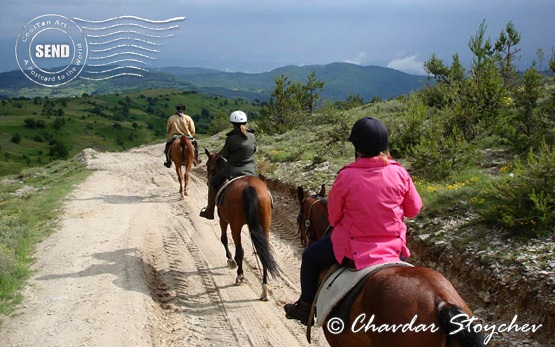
[388,95,429,157]
[477,141,555,236]
[409,127,479,180]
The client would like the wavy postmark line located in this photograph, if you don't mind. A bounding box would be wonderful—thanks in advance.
[74,15,186,24]
[82,65,147,80]
[84,65,148,74]
[75,15,185,80]
[80,23,180,31]
[80,72,144,81]
[89,37,163,46]
[86,58,150,67]
[91,44,160,54]
[91,44,159,53]
[88,51,156,60]
[86,30,175,39]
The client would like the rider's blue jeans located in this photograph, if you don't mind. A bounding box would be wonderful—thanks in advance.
[300,235,337,303]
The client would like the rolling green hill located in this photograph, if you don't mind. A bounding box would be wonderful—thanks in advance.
[156,63,426,101]
[0,63,425,102]
[0,89,261,175]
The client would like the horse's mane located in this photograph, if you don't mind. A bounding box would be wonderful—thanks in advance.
[311,193,328,208]
[215,155,227,172]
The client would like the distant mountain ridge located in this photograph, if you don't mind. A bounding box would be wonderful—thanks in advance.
[0,62,426,101]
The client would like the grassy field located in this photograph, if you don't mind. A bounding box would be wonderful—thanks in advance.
[0,88,261,176]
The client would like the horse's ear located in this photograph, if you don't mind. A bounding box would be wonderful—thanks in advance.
[297,186,305,205]
[204,148,210,156]
[319,184,326,197]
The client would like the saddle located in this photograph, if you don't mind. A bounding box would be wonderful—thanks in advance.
[215,176,274,208]
[168,135,198,165]
[306,261,414,342]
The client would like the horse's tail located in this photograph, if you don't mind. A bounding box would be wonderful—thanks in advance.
[179,136,194,166]
[243,185,279,277]
[437,302,486,347]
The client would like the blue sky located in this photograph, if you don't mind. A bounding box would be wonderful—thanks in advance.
[2,0,554,75]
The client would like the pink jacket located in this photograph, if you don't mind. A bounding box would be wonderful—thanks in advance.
[329,157,422,270]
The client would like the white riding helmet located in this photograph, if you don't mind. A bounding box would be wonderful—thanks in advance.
[230,110,247,124]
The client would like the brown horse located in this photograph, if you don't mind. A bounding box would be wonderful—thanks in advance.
[297,185,486,347]
[169,136,195,200]
[204,149,278,301]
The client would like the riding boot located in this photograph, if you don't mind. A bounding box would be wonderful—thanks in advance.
[199,185,216,220]
[163,142,171,168]
[284,299,312,326]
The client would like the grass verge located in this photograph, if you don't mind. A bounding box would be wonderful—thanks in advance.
[0,157,90,315]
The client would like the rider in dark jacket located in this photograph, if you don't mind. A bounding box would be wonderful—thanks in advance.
[199,110,257,220]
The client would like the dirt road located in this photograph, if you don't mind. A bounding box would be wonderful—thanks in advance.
[0,144,327,347]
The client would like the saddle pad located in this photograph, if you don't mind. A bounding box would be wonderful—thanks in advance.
[215,176,274,208]
[315,261,413,327]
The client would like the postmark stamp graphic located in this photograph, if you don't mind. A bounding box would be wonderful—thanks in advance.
[15,14,88,87]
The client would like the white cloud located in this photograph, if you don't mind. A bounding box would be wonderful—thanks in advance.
[344,52,367,65]
[386,54,426,75]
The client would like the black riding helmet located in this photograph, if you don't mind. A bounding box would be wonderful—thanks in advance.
[348,117,389,156]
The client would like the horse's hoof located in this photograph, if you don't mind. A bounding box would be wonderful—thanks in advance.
[235,274,246,285]
[260,284,269,301]
[227,259,237,269]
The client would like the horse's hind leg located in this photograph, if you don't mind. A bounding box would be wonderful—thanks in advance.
[260,212,272,301]
[183,165,190,196]
[176,166,184,200]
[260,267,269,301]
[231,225,245,285]
[219,220,235,268]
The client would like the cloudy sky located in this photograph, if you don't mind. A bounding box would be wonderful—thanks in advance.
[2,0,554,75]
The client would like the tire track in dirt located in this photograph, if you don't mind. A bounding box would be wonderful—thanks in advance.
[116,145,328,346]
[142,154,326,346]
[141,205,244,345]
[167,216,242,345]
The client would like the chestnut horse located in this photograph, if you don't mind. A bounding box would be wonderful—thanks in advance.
[204,149,278,301]
[169,136,195,200]
[297,185,486,347]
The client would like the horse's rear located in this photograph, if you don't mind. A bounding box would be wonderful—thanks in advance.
[323,265,485,347]
[218,176,272,233]
[170,137,194,199]
[217,176,277,300]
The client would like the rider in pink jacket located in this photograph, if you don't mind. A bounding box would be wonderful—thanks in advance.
[329,156,422,269]
[284,116,422,326]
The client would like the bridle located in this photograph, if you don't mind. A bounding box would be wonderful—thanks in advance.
[298,196,325,248]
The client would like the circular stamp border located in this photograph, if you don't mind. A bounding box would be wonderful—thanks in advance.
[15,14,88,88]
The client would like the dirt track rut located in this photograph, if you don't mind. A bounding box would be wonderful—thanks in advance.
[0,144,327,347]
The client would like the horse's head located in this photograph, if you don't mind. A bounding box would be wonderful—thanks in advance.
[204,148,227,182]
[296,184,329,248]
